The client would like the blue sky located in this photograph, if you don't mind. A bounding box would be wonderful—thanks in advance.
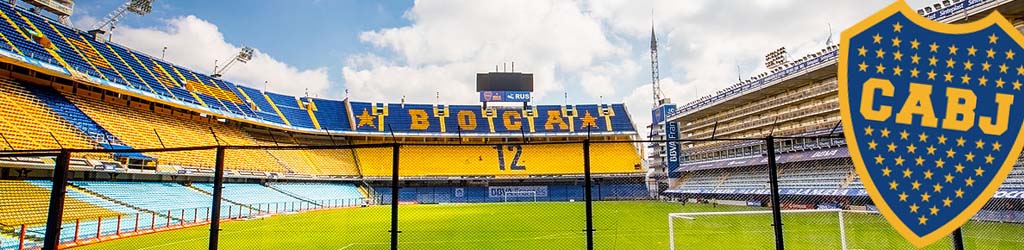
[54,0,937,133]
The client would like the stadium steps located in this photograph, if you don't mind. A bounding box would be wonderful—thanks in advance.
[263,184,322,207]
[182,184,253,210]
[66,183,163,218]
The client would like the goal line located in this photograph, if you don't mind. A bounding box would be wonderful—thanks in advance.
[668,209,880,250]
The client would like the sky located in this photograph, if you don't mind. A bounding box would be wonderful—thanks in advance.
[56,0,937,135]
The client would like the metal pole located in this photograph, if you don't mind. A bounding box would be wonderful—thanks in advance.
[952,228,965,250]
[668,215,675,250]
[583,139,594,250]
[766,136,784,250]
[42,150,71,250]
[390,143,400,250]
[209,147,226,250]
[838,210,847,250]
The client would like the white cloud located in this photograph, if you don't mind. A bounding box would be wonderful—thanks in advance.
[101,16,331,98]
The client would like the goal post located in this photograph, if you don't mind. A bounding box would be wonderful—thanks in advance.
[668,209,863,250]
[502,191,538,202]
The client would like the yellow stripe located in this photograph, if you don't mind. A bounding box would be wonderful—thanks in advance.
[0,10,30,41]
[47,22,109,81]
[263,93,291,126]
[0,27,23,55]
[128,51,177,99]
[76,35,129,84]
[105,44,159,94]
[14,12,72,72]
[305,98,321,129]
[235,86,259,111]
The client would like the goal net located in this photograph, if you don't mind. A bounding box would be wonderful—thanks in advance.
[668,209,853,250]
[502,191,538,202]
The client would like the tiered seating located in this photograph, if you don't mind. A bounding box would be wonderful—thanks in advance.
[268,183,364,203]
[72,181,213,220]
[777,160,850,189]
[105,44,175,98]
[0,3,57,66]
[265,91,316,129]
[0,80,96,151]
[310,98,349,130]
[10,9,101,79]
[304,149,360,176]
[65,93,284,172]
[357,142,641,176]
[192,183,302,205]
[236,85,286,124]
[1005,167,1024,189]
[0,180,122,226]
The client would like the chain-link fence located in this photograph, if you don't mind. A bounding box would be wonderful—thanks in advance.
[2,136,1024,249]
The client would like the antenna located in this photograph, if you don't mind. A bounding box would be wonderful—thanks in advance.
[825,22,834,46]
[649,11,664,108]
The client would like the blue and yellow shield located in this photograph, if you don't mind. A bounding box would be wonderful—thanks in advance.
[839,1,1024,247]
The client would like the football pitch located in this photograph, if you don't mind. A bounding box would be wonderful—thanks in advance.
[75,201,1023,250]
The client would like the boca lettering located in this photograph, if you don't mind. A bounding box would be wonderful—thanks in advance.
[859,78,1014,135]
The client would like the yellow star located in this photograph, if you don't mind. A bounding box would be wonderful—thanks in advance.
[975,166,985,176]
[996,78,1006,88]
[946,148,956,158]
[899,192,909,201]
[956,137,966,147]
[1006,49,1015,59]
[929,56,939,66]
[882,167,892,176]
[992,141,1002,151]
[944,72,954,82]
[927,70,937,80]
[910,39,919,49]
[910,203,920,213]
[946,58,957,68]
[1017,65,1024,76]
[979,76,988,86]
[1015,80,1022,90]
[875,48,886,59]
[923,169,934,179]
[912,180,922,190]
[921,192,931,202]
[975,139,985,149]
[948,44,959,55]
[909,68,920,78]
[1000,63,1009,73]
[984,154,994,164]
[955,163,965,173]
[893,51,903,61]
[934,158,945,168]
[937,135,948,144]
[907,144,918,153]
[874,155,885,164]
[982,61,991,71]
[945,173,954,183]
[943,197,953,207]
[917,132,928,142]
[965,152,975,162]
[903,168,913,178]
[893,66,902,76]
[987,48,997,58]
[930,206,939,215]
[858,46,867,56]
[955,189,964,198]
[858,61,868,72]
[356,109,376,128]
[919,215,928,225]
[880,128,891,137]
[926,145,937,155]
[960,74,972,84]
[889,181,899,190]
[933,183,943,193]
[900,130,909,140]
[873,33,883,44]
[893,22,903,32]
[966,177,975,187]
[891,37,902,47]
[895,156,906,166]
[911,54,921,64]
[864,126,874,135]
[888,143,898,152]
[868,140,878,150]
[929,42,939,52]
[967,46,978,56]
[915,156,925,166]
[876,63,886,74]
[963,60,974,70]
[990,33,999,44]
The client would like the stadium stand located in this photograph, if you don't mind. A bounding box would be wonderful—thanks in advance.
[0,79,97,151]
[267,183,365,204]
[72,181,215,221]
[0,180,122,226]
[192,183,302,206]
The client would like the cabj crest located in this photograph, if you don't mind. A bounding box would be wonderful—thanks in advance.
[838,1,1024,247]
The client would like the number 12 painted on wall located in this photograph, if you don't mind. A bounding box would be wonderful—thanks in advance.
[493,145,526,171]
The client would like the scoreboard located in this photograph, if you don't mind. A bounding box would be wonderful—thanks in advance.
[477,72,533,103]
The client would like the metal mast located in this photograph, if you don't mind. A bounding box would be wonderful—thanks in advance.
[650,24,663,107]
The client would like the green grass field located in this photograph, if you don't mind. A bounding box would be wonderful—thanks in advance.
[75,201,1024,249]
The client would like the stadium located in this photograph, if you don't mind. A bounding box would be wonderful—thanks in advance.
[0,0,1021,249]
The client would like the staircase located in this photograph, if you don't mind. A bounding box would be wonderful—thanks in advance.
[264,184,321,207]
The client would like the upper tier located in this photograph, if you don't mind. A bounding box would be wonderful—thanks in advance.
[0,3,636,136]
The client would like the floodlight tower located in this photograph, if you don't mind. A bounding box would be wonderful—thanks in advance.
[21,0,76,25]
[211,47,254,78]
[650,25,663,108]
[91,0,154,33]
